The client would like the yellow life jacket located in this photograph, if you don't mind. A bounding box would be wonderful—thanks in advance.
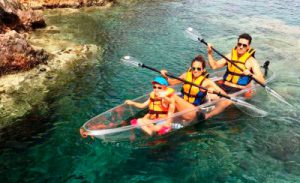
[148,87,175,119]
[181,70,207,106]
[223,47,255,86]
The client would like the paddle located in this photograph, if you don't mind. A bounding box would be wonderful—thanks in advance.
[121,56,268,117]
[185,27,293,108]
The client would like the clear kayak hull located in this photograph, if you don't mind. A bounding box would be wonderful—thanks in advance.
[82,67,275,142]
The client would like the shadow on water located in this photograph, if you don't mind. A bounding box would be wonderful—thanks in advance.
[0,108,53,152]
[0,54,117,152]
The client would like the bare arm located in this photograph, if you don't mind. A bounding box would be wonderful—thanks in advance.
[207,43,228,70]
[244,58,266,85]
[124,99,149,109]
[203,79,227,96]
[165,96,176,126]
[250,58,266,84]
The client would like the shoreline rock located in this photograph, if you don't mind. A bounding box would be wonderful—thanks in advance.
[0,0,46,33]
[0,30,48,76]
[0,0,111,128]
[1,0,47,76]
[19,0,115,10]
[0,41,102,128]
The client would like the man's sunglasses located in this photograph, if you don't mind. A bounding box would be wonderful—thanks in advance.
[237,43,248,48]
[191,67,202,71]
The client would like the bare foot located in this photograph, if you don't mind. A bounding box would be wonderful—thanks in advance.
[80,128,88,138]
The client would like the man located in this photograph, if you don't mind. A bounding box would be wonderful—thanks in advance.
[204,33,266,119]
[125,76,176,135]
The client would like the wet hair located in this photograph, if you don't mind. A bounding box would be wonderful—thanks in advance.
[191,55,206,69]
[238,33,252,45]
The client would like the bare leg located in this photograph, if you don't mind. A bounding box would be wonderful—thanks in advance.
[137,118,155,136]
[137,117,172,136]
[205,100,232,119]
[173,95,197,120]
[206,93,220,101]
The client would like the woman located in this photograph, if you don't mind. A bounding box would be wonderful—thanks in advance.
[161,55,227,120]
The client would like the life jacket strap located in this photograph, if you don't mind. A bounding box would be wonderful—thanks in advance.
[149,98,162,102]
[148,110,168,115]
[225,70,247,77]
[230,60,246,64]
[181,90,206,98]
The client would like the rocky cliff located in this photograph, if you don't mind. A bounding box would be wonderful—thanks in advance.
[0,0,107,128]
[0,0,48,75]
[19,0,114,9]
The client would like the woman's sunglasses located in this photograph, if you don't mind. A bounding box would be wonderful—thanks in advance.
[237,42,248,48]
[191,67,202,71]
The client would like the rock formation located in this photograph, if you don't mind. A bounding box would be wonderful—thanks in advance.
[0,30,48,75]
[0,0,46,32]
[19,0,115,9]
[0,0,107,128]
[0,0,47,75]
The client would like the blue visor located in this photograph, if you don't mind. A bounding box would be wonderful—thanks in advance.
[151,76,169,86]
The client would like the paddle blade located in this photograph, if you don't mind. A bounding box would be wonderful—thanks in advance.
[121,55,142,67]
[265,86,294,108]
[185,27,202,41]
[233,98,268,117]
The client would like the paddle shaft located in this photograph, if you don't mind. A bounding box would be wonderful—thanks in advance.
[141,64,232,100]
[198,38,266,88]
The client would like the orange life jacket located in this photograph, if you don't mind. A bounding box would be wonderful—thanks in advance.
[181,70,208,106]
[148,87,174,119]
[223,47,255,86]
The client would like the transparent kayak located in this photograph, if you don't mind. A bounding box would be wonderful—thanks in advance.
[82,64,275,142]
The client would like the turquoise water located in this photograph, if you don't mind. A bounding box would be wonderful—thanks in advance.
[1,0,300,182]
